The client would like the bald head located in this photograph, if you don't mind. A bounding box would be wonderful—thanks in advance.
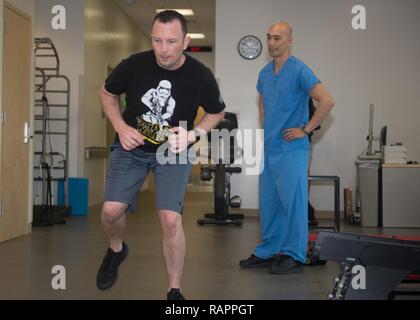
[268,21,293,38]
[266,21,293,59]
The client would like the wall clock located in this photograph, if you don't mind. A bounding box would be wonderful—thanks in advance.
[238,35,262,60]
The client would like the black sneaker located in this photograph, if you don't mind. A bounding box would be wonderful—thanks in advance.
[96,242,129,290]
[270,255,304,274]
[167,288,186,300]
[239,254,276,268]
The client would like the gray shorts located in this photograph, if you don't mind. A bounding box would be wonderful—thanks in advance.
[104,144,192,214]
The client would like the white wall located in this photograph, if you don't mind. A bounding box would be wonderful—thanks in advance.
[188,52,215,73]
[84,0,151,205]
[216,0,420,210]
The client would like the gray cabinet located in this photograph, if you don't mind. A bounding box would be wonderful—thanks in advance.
[382,165,420,228]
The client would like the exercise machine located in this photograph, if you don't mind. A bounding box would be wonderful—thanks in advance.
[197,112,244,226]
[313,231,420,299]
[33,38,71,226]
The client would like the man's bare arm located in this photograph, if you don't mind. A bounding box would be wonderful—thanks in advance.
[168,111,225,154]
[305,83,335,133]
[99,84,144,151]
[192,111,225,138]
[283,83,334,141]
[258,95,264,123]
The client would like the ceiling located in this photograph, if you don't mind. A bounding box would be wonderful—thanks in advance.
[113,0,215,47]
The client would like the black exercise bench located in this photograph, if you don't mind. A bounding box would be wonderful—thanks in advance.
[308,175,340,232]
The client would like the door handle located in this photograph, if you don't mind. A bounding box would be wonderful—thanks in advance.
[24,122,33,144]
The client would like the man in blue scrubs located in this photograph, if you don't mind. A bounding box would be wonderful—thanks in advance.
[239,22,335,274]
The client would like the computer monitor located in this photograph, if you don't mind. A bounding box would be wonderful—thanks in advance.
[380,126,387,150]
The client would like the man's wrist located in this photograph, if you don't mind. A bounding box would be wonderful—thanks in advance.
[301,125,310,135]
[115,121,129,134]
[188,128,204,143]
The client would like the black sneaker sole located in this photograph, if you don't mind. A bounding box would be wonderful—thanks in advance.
[96,244,129,290]
[240,261,274,268]
[97,276,117,291]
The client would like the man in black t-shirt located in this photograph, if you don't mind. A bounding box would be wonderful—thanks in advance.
[96,10,225,300]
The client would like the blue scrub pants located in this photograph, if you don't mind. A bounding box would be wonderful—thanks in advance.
[255,149,308,263]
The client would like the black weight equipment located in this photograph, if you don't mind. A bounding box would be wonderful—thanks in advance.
[197,112,244,226]
[313,231,420,300]
[33,162,67,226]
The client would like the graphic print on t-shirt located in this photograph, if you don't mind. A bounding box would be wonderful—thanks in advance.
[136,80,175,145]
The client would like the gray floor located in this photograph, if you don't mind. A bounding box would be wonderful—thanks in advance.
[1,190,419,300]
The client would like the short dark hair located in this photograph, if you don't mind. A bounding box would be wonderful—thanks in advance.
[153,10,188,36]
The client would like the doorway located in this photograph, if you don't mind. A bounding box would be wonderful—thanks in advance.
[0,3,32,242]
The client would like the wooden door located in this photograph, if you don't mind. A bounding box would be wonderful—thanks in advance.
[0,4,32,242]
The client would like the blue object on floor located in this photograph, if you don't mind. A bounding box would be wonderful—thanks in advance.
[57,179,65,206]
[68,177,89,216]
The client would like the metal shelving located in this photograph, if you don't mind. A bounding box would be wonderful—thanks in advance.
[33,38,70,207]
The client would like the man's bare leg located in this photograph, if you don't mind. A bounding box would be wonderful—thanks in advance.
[101,201,128,252]
[158,210,186,291]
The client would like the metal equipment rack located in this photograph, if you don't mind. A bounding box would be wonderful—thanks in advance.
[33,38,70,208]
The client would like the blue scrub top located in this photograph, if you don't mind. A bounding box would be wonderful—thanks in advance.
[257,56,320,153]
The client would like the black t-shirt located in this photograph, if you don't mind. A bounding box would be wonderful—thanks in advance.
[105,50,225,153]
